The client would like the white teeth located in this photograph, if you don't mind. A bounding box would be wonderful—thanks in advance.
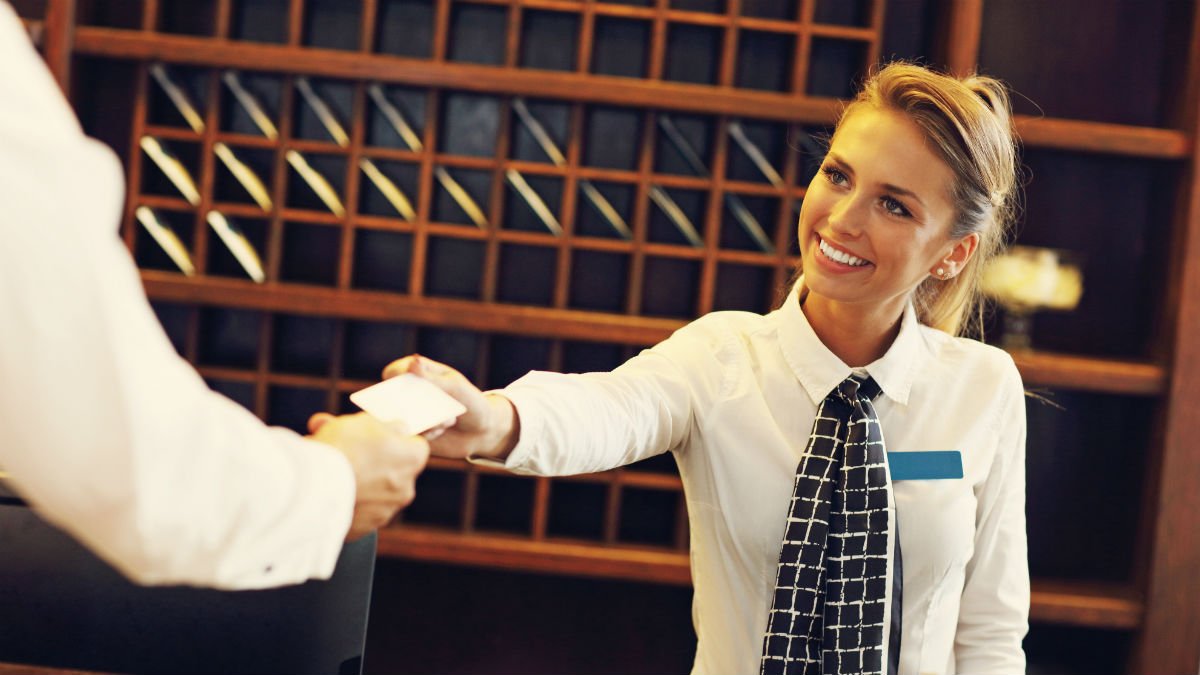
[818,238,869,267]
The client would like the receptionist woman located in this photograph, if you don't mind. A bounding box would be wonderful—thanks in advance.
[389,62,1028,675]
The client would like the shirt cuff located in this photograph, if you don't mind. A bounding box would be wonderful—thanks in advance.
[235,433,356,589]
[466,381,545,475]
[297,435,357,573]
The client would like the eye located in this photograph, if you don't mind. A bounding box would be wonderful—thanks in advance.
[881,195,912,218]
[822,166,848,187]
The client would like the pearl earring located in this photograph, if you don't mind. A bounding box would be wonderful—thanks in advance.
[936,267,945,278]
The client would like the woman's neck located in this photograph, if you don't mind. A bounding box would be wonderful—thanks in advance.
[800,291,906,368]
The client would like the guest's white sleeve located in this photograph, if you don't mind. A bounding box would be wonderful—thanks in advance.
[0,5,355,590]
[954,362,1030,673]
[489,315,731,477]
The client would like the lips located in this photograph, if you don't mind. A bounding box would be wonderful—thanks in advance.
[817,235,872,267]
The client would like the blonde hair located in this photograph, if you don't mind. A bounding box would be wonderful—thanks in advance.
[819,62,1021,337]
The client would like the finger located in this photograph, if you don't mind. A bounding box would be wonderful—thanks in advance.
[381,354,420,380]
[409,436,431,471]
[356,441,427,501]
[345,524,370,542]
[307,412,335,434]
[409,354,449,376]
[369,501,403,525]
[345,507,385,541]
[407,358,485,410]
[350,502,400,535]
[388,436,430,474]
[382,418,412,436]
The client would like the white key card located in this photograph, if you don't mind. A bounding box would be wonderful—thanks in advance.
[349,374,467,435]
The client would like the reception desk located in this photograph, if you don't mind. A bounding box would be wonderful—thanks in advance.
[0,480,375,675]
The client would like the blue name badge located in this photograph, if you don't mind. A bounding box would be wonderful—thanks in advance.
[887,451,963,481]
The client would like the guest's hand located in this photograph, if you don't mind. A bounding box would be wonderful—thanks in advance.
[382,355,519,462]
[307,412,430,540]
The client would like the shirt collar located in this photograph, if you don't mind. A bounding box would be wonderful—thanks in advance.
[776,277,927,406]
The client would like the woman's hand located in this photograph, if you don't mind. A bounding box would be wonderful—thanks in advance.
[382,355,520,462]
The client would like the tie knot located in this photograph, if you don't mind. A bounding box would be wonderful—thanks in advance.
[834,374,881,405]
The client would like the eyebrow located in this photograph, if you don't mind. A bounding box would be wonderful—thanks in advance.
[826,152,927,208]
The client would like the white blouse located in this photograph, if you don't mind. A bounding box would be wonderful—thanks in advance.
[0,4,354,590]
[496,283,1028,675]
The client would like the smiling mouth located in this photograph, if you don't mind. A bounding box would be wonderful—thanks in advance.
[817,235,872,267]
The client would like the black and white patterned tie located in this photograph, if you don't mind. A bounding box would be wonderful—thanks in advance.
[761,375,902,675]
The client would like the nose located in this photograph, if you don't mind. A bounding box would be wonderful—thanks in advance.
[827,194,866,238]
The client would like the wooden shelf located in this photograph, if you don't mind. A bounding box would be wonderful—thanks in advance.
[143,272,682,345]
[75,27,1194,160]
[72,27,842,125]
[193,331,1167,400]
[148,272,1167,396]
[0,663,115,675]
[422,456,684,491]
[456,0,875,38]
[199,366,335,390]
[378,526,1145,629]
[378,526,692,585]
[1014,115,1192,160]
[1012,351,1166,396]
[1030,579,1144,630]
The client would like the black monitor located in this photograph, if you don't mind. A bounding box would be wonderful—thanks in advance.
[0,481,375,675]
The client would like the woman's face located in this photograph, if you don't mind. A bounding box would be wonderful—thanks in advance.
[797,106,966,313]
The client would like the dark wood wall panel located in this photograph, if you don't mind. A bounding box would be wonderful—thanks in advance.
[978,0,1187,127]
[364,559,697,675]
[1026,392,1154,583]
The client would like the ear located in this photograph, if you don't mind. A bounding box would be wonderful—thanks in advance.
[930,233,980,280]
